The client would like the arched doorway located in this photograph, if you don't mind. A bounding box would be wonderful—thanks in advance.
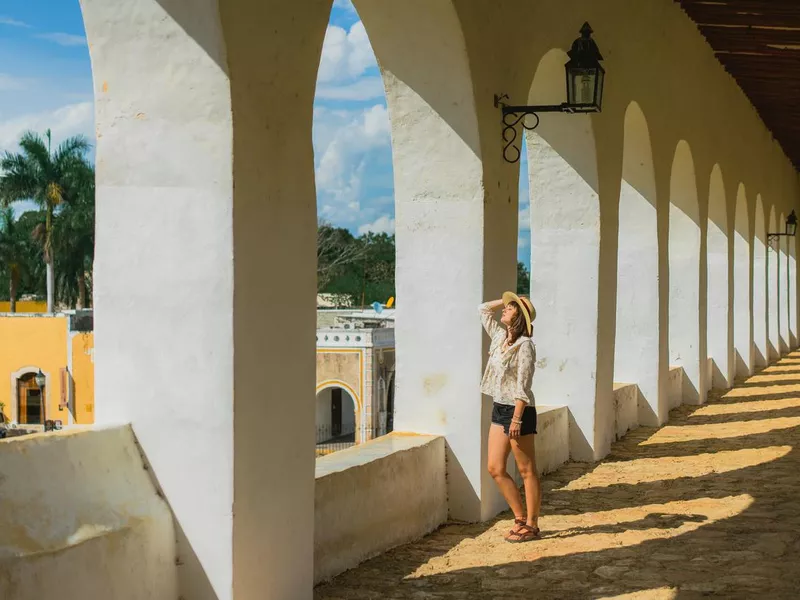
[315,385,357,443]
[17,372,45,425]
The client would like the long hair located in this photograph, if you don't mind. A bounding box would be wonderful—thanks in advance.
[507,302,531,344]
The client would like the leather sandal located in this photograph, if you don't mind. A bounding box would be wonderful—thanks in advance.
[508,517,526,537]
[505,524,540,543]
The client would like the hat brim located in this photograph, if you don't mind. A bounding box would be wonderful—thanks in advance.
[502,291,535,336]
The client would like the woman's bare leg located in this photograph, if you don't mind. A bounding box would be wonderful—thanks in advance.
[511,433,541,528]
[487,424,525,525]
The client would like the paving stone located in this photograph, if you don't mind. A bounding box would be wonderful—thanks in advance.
[315,354,800,600]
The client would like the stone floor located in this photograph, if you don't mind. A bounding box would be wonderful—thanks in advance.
[315,352,800,599]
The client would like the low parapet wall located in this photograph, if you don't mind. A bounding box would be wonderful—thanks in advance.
[0,426,177,600]
[314,433,447,584]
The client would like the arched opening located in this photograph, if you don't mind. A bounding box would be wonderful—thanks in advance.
[778,211,790,353]
[614,102,660,425]
[767,206,780,359]
[753,195,768,366]
[312,0,396,450]
[733,184,752,376]
[17,372,45,425]
[526,48,603,459]
[668,141,703,405]
[315,385,357,447]
[707,165,730,388]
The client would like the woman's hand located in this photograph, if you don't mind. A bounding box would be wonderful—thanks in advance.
[509,420,522,439]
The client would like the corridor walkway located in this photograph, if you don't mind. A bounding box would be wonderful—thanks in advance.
[315,353,800,599]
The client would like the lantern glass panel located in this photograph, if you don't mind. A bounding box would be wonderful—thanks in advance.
[595,67,605,109]
[787,219,797,237]
[568,67,597,105]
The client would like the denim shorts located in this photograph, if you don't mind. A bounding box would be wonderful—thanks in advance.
[491,402,537,436]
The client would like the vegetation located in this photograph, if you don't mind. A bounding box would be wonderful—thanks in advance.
[317,222,395,306]
[0,130,94,312]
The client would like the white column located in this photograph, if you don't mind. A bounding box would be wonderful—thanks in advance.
[753,235,769,367]
[364,0,517,522]
[768,241,780,360]
[790,239,798,348]
[529,132,604,460]
[707,218,730,388]
[733,228,752,376]
[616,180,660,423]
[780,237,791,353]
[85,1,328,598]
[669,204,702,403]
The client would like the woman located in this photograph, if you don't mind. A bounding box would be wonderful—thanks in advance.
[479,292,541,542]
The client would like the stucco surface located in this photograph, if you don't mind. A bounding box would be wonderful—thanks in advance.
[314,433,447,584]
[0,426,176,599]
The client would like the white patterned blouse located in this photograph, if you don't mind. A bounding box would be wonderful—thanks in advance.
[479,302,536,407]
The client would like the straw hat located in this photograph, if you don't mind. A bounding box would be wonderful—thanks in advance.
[502,291,536,336]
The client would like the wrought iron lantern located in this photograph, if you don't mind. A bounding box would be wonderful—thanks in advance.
[35,370,46,388]
[768,210,798,248]
[565,23,605,110]
[494,22,605,163]
[786,210,797,237]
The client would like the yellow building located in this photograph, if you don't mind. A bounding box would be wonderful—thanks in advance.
[0,312,94,428]
[0,301,48,313]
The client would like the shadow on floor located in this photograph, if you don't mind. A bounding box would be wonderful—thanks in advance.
[315,352,800,599]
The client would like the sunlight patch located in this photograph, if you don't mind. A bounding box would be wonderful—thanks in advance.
[692,398,800,417]
[641,419,800,444]
[405,495,753,576]
[560,447,790,489]
[724,383,800,398]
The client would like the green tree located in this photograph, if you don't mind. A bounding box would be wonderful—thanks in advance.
[53,162,95,308]
[0,207,29,312]
[0,129,91,312]
[317,223,396,306]
[517,261,530,296]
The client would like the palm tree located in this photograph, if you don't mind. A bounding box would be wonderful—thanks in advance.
[0,207,29,312]
[54,162,95,309]
[0,129,91,313]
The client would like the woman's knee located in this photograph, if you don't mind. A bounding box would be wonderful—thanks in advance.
[487,462,507,480]
[516,460,538,480]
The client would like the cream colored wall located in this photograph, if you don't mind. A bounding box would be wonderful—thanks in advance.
[314,434,447,584]
[0,426,176,599]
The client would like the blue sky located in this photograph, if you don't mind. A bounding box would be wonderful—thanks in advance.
[3,0,530,267]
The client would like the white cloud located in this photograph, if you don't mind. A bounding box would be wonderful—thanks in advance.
[518,204,530,231]
[0,16,29,28]
[359,215,395,236]
[0,74,29,91]
[0,102,94,156]
[314,104,391,225]
[36,33,87,47]
[317,21,377,84]
[316,76,384,101]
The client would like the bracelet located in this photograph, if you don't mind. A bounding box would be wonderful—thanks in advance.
[511,418,523,425]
